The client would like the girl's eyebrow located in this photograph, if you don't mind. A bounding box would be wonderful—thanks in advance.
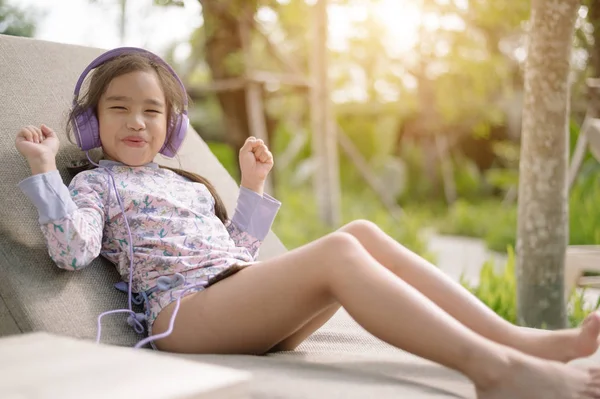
[105,95,164,107]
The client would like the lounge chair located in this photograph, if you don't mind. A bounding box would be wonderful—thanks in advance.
[0,33,501,399]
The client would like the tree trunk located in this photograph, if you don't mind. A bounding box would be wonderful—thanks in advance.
[516,0,581,329]
[198,0,276,179]
[199,0,248,160]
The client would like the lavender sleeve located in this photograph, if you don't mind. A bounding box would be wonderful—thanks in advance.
[18,170,105,270]
[18,170,78,224]
[231,186,281,240]
[226,186,281,258]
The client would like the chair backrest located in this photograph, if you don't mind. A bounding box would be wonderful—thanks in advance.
[0,34,286,345]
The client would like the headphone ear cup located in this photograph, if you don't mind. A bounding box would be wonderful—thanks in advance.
[160,112,188,158]
[74,108,101,151]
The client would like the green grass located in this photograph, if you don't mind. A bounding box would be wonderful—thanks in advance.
[461,246,600,327]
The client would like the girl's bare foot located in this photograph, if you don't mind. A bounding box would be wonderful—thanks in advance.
[476,350,600,399]
[515,312,600,362]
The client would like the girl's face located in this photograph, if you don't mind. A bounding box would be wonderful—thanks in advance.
[97,70,168,166]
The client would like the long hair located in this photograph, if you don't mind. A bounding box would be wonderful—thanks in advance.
[65,52,229,223]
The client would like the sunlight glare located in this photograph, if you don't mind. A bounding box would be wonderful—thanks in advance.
[329,0,427,55]
[374,0,423,53]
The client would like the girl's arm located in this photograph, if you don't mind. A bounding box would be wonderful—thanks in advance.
[18,170,106,271]
[225,186,281,259]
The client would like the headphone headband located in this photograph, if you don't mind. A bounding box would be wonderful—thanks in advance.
[73,47,188,109]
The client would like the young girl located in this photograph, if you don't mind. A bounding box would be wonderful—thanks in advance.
[14,47,600,399]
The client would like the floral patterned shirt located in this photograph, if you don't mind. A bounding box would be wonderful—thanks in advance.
[18,160,281,293]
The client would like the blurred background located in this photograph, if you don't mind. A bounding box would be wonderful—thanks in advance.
[2,0,599,325]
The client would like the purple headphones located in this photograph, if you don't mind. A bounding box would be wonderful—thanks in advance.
[72,47,189,158]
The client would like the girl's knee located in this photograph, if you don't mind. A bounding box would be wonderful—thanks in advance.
[321,232,367,266]
[339,219,380,236]
[318,232,379,282]
[324,231,362,251]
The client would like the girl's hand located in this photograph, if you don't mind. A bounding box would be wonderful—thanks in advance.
[15,124,60,174]
[239,136,274,195]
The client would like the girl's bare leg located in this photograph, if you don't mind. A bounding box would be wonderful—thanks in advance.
[152,232,600,399]
[269,302,340,352]
[334,219,600,363]
[269,219,599,358]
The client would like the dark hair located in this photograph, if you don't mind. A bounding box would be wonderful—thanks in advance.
[66,52,229,223]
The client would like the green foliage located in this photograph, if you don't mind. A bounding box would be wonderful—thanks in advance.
[436,160,600,253]
[430,114,599,253]
[484,168,519,194]
[340,190,435,261]
[394,141,479,203]
[461,246,518,324]
[271,182,436,262]
[270,185,331,250]
[569,289,600,328]
[397,141,437,202]
[195,0,599,332]
[206,141,239,179]
[205,135,434,261]
[0,0,37,37]
[437,199,517,252]
[461,246,599,327]
[334,104,403,193]
[452,156,485,199]
[569,160,600,245]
